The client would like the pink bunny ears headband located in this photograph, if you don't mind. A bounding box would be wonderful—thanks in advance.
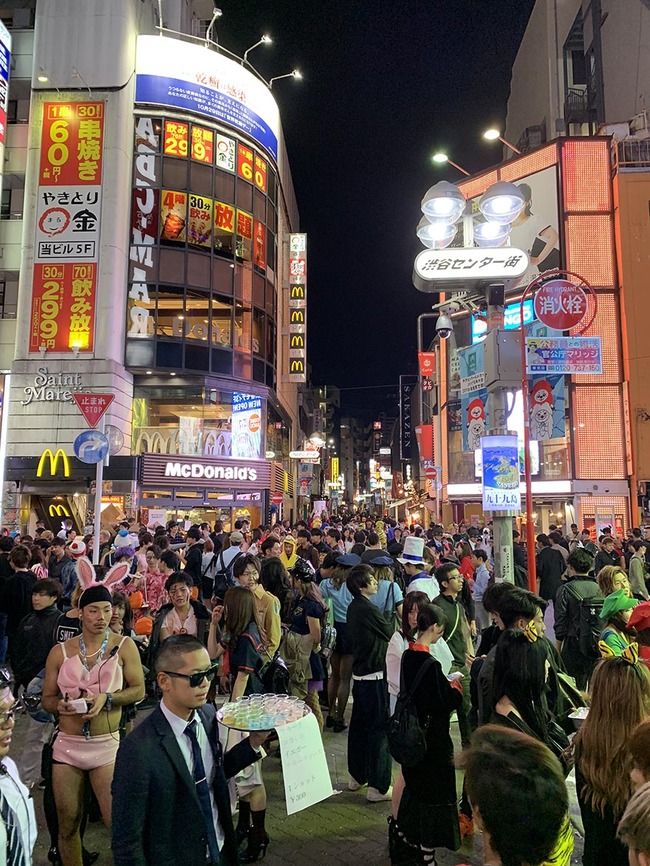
[76,556,130,608]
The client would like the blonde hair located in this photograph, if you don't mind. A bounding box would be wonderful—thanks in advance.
[574,658,650,818]
[597,565,630,597]
[373,565,393,583]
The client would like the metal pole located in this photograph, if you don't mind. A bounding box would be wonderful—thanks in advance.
[486,289,514,583]
[92,416,105,566]
[520,289,536,592]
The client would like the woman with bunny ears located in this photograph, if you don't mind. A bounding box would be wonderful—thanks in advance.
[42,557,145,866]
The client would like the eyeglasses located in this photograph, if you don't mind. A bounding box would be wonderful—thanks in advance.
[0,702,20,729]
[162,666,218,688]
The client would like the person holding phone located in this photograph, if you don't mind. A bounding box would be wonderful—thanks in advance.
[42,559,145,866]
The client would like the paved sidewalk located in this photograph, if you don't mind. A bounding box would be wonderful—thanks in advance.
[16,709,584,865]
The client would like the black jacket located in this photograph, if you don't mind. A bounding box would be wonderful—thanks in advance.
[536,547,566,601]
[112,703,260,866]
[346,595,393,676]
[183,542,205,587]
[0,570,37,639]
[11,606,62,687]
[554,576,602,643]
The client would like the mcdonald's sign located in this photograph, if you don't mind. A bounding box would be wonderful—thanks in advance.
[36,448,71,478]
[287,233,307,383]
[49,503,71,517]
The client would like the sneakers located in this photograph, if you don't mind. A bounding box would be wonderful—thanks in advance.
[348,777,365,791]
[367,786,393,802]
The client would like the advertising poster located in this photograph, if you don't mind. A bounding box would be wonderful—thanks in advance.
[528,375,565,441]
[254,154,267,192]
[448,400,462,433]
[216,134,236,172]
[237,144,254,183]
[470,165,560,290]
[179,416,203,455]
[30,262,97,352]
[31,101,104,353]
[458,342,488,451]
[188,193,212,248]
[399,375,417,461]
[526,336,603,375]
[481,435,521,512]
[236,209,253,261]
[135,35,280,160]
[231,393,262,459]
[160,190,187,243]
[0,21,11,196]
[163,120,188,157]
[214,201,235,254]
[191,125,213,163]
[253,220,266,270]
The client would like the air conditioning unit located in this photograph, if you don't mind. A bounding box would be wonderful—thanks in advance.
[630,111,650,140]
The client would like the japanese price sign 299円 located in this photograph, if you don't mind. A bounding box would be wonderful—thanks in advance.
[29,101,105,353]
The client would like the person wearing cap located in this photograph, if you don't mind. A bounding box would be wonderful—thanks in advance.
[42,559,145,866]
[599,589,639,657]
[320,553,360,731]
[400,537,440,601]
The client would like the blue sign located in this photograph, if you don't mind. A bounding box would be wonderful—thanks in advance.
[472,298,535,343]
[74,430,109,465]
[481,435,521,513]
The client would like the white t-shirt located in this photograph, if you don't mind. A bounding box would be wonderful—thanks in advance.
[385,632,454,713]
[0,756,37,861]
[406,576,440,601]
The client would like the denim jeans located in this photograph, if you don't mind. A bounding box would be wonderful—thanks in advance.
[347,677,392,793]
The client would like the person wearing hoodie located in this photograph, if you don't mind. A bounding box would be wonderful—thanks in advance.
[280,535,299,571]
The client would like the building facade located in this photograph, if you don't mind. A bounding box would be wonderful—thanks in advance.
[0,0,302,533]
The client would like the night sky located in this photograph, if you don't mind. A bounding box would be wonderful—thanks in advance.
[220,1,535,419]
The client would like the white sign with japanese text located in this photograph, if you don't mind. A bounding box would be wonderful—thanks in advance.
[414,247,529,282]
[275,710,334,814]
[35,186,102,262]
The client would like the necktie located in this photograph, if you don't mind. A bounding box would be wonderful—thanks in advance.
[0,774,26,866]
[184,719,221,865]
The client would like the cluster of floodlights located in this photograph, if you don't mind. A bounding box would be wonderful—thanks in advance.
[416,179,526,250]
[416,128,526,250]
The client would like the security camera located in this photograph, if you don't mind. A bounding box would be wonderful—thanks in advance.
[435,313,454,339]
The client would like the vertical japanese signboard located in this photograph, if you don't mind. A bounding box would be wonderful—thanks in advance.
[0,22,11,203]
[287,234,307,383]
[30,101,105,353]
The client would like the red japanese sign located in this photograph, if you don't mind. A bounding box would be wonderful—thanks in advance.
[533,279,589,331]
[190,125,213,164]
[163,120,188,157]
[73,392,114,427]
[253,220,266,270]
[29,262,97,352]
[254,154,267,192]
[418,351,436,377]
[39,102,105,185]
[237,144,254,183]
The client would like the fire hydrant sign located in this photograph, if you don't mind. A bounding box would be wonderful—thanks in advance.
[533,279,589,331]
[73,392,114,428]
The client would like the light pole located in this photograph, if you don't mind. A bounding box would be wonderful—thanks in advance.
[269,69,302,89]
[482,128,522,156]
[432,152,471,177]
[243,34,272,65]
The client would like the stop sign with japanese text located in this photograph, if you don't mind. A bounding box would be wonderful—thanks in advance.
[533,279,589,331]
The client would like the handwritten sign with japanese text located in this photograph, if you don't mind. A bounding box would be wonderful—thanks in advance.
[275,712,333,815]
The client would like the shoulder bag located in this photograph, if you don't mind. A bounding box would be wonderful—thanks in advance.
[387,655,434,767]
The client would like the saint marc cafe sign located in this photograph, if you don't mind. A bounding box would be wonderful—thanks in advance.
[21,367,87,406]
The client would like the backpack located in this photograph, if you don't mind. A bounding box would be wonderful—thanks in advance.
[565,582,604,659]
[387,655,434,768]
[212,550,243,600]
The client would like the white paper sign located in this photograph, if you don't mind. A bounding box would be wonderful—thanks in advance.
[275,712,333,814]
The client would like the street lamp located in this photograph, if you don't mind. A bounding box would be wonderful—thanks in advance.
[243,34,272,65]
[421,181,466,224]
[205,7,223,45]
[432,152,470,177]
[482,127,522,156]
[473,220,511,247]
[479,181,526,224]
[416,216,457,250]
[269,69,302,89]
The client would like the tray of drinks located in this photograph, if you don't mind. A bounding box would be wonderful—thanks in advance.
[217,694,310,731]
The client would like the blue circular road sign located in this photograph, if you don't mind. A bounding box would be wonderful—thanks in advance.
[73,429,110,464]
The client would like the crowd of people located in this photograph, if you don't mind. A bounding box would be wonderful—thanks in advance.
[0,512,649,865]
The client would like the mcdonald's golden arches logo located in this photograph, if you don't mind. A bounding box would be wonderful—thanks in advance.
[37,448,71,478]
[290,310,305,324]
[290,334,304,348]
[290,359,305,374]
[49,503,71,517]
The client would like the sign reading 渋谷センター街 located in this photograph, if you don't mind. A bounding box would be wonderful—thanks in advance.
[29,101,105,353]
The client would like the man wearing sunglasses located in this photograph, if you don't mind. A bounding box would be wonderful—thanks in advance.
[0,668,37,865]
[112,635,268,866]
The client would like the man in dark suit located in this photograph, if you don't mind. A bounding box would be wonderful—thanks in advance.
[112,635,267,866]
